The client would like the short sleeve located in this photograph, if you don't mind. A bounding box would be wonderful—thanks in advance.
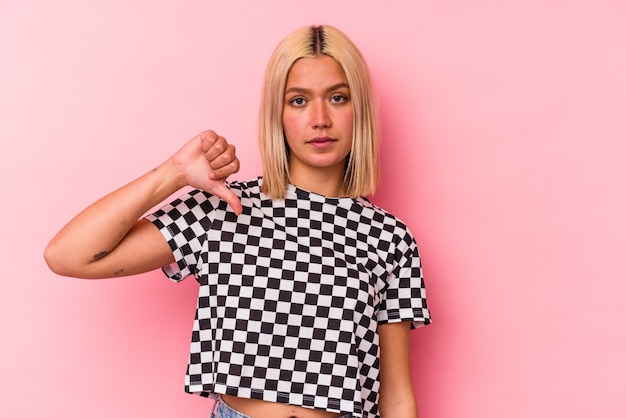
[144,189,220,282]
[377,226,431,328]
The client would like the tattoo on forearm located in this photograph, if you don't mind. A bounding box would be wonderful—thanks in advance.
[93,251,108,261]
[114,269,124,275]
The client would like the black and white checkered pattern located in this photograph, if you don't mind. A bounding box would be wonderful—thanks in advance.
[146,177,430,418]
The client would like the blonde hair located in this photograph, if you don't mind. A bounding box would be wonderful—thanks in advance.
[259,25,380,199]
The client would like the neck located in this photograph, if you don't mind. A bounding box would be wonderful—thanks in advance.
[289,164,346,198]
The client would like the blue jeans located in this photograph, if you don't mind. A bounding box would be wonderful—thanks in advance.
[211,397,353,418]
[211,398,251,418]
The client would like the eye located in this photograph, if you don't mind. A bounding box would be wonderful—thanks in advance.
[289,97,307,107]
[330,94,348,104]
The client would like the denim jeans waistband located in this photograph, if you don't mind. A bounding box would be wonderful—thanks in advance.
[211,397,354,418]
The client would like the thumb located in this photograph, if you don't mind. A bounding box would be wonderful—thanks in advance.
[206,182,243,216]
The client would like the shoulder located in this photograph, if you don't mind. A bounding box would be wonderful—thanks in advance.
[351,199,420,257]
[226,176,262,197]
[182,177,262,205]
[357,198,413,235]
[157,177,262,215]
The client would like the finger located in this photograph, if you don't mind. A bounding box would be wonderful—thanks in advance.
[208,144,237,170]
[209,159,240,180]
[199,130,218,153]
[209,183,243,216]
[203,135,228,161]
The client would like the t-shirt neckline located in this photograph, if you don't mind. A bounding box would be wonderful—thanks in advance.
[285,182,356,207]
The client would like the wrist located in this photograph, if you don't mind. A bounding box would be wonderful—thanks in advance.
[147,158,189,200]
[160,157,189,189]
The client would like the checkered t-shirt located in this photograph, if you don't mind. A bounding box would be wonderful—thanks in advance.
[146,177,430,418]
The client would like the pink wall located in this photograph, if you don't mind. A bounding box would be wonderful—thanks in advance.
[1,1,625,417]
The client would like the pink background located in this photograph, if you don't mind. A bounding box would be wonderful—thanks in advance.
[1,1,625,417]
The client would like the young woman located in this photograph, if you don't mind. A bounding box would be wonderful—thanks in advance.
[45,25,430,418]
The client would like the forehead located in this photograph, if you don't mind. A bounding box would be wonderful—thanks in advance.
[285,55,348,88]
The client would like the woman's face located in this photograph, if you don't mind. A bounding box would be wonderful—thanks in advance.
[282,55,353,184]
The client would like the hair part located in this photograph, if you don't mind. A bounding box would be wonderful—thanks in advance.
[258,25,380,199]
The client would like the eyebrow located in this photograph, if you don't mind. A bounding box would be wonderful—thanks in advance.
[284,82,350,95]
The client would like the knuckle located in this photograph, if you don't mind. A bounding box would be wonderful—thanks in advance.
[202,129,217,139]
[213,142,226,153]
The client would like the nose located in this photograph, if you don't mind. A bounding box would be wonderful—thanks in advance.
[311,100,331,129]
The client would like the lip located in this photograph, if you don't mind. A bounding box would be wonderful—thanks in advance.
[307,136,337,149]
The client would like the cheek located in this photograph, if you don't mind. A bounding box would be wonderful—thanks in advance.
[339,111,354,136]
[282,112,301,138]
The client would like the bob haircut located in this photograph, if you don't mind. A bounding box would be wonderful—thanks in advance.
[259,25,380,199]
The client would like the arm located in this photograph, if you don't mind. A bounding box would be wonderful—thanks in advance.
[44,130,241,279]
[378,321,420,418]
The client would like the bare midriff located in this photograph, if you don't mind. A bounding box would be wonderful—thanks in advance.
[221,394,344,418]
